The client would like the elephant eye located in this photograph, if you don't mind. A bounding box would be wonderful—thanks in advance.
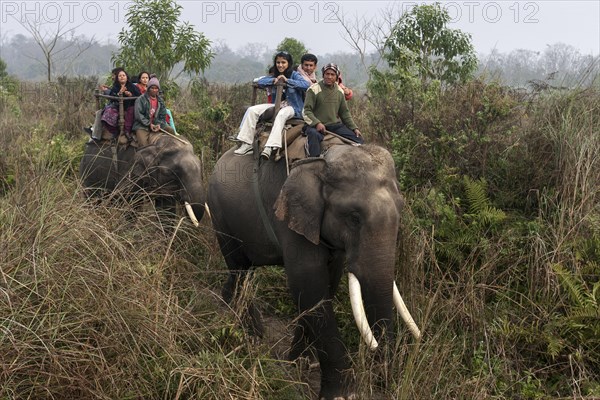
[347,211,361,228]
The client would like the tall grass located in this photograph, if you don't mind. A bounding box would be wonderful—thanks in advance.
[1,77,598,398]
[0,82,307,399]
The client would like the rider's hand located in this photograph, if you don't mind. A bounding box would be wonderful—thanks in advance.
[316,123,326,133]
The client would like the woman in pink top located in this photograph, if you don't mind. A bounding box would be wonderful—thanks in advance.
[135,71,150,95]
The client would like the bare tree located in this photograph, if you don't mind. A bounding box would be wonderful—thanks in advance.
[15,17,94,82]
[335,4,403,73]
[237,42,271,61]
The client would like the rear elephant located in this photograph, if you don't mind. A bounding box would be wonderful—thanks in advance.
[79,134,205,224]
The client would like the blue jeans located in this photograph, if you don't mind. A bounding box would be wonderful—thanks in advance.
[304,122,364,157]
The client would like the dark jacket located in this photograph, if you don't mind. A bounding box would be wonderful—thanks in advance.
[132,92,168,132]
[109,81,141,109]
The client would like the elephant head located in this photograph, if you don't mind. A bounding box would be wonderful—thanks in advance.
[79,134,205,224]
[275,145,420,350]
[131,135,206,223]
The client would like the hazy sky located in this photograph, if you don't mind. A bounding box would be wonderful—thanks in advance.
[1,0,599,56]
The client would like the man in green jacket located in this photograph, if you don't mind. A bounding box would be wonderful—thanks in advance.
[132,77,174,146]
[302,63,363,157]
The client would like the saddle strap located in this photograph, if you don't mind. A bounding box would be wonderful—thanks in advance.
[252,159,281,251]
[110,139,118,174]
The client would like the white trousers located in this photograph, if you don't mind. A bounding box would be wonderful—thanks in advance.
[236,103,295,149]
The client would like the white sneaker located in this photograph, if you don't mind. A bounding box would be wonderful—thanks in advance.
[261,146,273,159]
[234,142,253,155]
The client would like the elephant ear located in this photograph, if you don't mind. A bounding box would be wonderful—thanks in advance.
[274,158,326,245]
[131,145,162,186]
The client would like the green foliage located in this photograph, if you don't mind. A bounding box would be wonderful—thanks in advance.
[463,176,506,227]
[0,152,15,196]
[2,64,599,399]
[380,2,477,87]
[113,0,213,86]
[410,176,506,268]
[0,77,21,118]
[0,57,7,79]
[550,264,600,365]
[370,78,526,215]
[23,129,82,174]
[276,37,308,66]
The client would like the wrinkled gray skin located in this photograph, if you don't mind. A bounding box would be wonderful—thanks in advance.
[207,144,404,400]
[79,136,205,222]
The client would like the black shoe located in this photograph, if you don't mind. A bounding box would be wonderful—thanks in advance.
[82,126,93,136]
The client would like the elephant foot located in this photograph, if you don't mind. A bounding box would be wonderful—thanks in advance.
[241,303,264,338]
[319,371,355,400]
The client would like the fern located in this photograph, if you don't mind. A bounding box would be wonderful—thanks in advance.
[551,264,597,309]
[463,175,489,214]
[463,176,507,227]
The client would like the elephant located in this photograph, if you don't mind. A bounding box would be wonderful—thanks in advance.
[207,143,421,400]
[79,134,205,224]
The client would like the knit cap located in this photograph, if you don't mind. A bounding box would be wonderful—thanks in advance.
[147,77,160,89]
[321,63,340,77]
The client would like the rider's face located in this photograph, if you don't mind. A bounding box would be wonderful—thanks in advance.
[275,57,289,73]
[148,86,159,97]
[117,71,127,84]
[301,61,316,75]
[323,70,337,86]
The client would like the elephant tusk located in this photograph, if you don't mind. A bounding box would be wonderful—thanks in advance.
[184,201,199,227]
[348,273,378,350]
[204,202,212,220]
[393,281,421,339]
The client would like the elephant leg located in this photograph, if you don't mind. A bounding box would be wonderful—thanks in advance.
[284,244,352,399]
[287,253,344,363]
[288,321,312,361]
[222,269,264,338]
[217,233,264,338]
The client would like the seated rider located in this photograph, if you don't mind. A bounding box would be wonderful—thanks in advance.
[302,63,364,157]
[337,69,353,101]
[132,77,175,146]
[101,68,141,137]
[297,53,318,85]
[135,71,150,94]
[233,51,309,159]
[83,66,123,141]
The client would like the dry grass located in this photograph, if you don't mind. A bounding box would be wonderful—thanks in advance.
[1,78,598,399]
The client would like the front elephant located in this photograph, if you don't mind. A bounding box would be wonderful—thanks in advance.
[207,144,420,400]
[79,135,205,223]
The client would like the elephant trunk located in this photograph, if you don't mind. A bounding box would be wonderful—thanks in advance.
[179,169,206,224]
[348,238,395,350]
[348,235,421,350]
